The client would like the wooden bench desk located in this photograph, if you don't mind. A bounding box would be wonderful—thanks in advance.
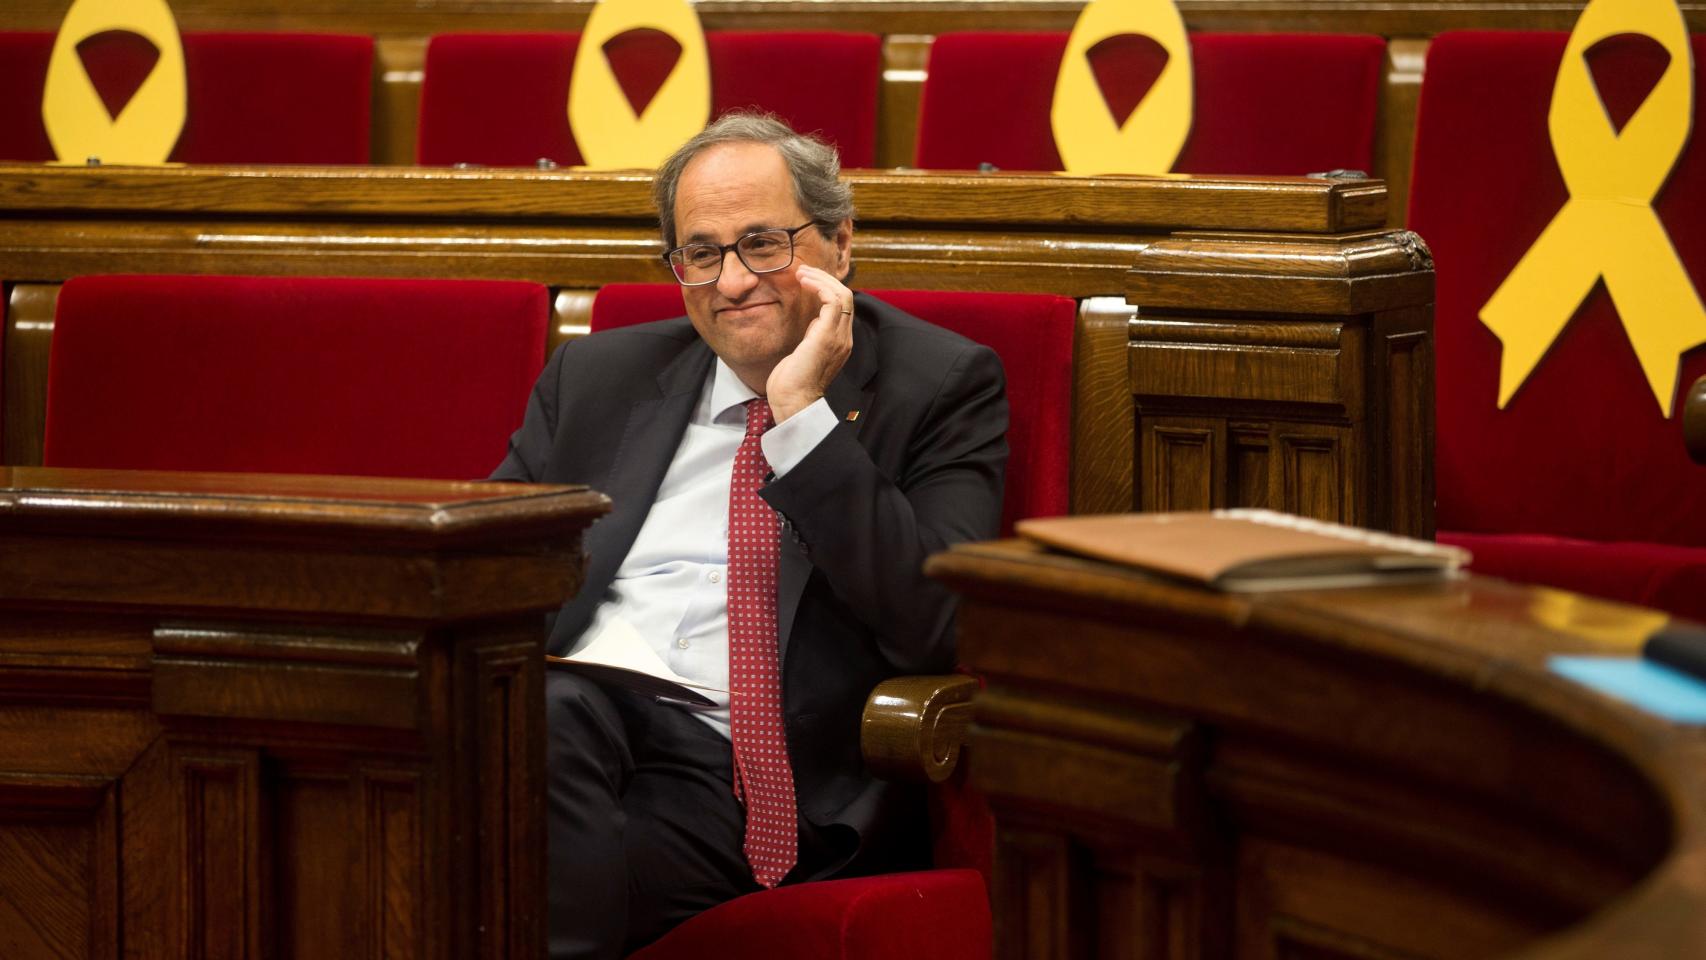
[0,467,609,959]
[930,538,1706,960]
[0,163,1434,536]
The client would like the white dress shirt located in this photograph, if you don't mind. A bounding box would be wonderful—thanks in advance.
[571,359,838,739]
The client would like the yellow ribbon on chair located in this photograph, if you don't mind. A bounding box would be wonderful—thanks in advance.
[1479,0,1706,417]
[42,0,186,164]
[569,0,711,170]
[1050,0,1192,175]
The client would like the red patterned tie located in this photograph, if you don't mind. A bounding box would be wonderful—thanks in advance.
[727,397,798,887]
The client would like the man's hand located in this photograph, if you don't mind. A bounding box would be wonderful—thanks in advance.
[766,264,854,423]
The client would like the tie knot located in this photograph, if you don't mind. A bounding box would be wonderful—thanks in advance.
[744,398,774,437]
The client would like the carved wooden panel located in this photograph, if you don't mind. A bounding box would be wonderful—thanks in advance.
[1144,418,1219,513]
[1371,307,1435,538]
[1234,837,1540,960]
[466,636,546,960]
[175,749,266,960]
[362,770,425,960]
[1274,425,1353,524]
[936,540,1694,960]
[0,776,118,960]
[1228,425,1272,511]
[0,469,603,960]
[993,828,1077,960]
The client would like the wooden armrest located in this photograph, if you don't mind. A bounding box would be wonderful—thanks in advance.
[1686,375,1706,465]
[860,674,978,784]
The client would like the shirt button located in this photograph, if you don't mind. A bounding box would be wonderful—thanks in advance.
[709,570,722,584]
[676,637,690,650]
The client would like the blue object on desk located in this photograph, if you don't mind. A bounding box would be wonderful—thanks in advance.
[1549,656,1706,724]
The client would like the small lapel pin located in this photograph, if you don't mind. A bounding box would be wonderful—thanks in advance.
[846,410,861,422]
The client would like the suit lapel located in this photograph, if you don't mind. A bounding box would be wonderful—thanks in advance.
[777,310,878,661]
[550,339,713,652]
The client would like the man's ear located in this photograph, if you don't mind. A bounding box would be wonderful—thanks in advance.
[834,219,853,280]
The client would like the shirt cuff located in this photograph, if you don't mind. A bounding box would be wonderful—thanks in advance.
[762,398,838,477]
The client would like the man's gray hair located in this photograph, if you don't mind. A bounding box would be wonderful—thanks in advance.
[653,112,855,251]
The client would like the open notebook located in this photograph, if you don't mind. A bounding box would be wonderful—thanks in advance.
[546,615,723,706]
[1017,509,1469,592]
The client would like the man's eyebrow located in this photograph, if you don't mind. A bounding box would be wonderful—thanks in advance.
[683,224,782,243]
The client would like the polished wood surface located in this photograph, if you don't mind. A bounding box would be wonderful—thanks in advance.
[929,538,1705,960]
[0,468,609,959]
[862,673,980,784]
[0,163,1434,538]
[1687,375,1706,465]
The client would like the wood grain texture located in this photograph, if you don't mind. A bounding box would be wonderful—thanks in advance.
[930,540,1697,960]
[0,164,1377,232]
[176,750,265,960]
[1128,230,1433,315]
[0,469,601,960]
[2,283,55,468]
[1071,297,1136,515]
[0,165,1431,539]
[861,673,978,783]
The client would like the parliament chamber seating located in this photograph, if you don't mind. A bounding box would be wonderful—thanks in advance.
[416,31,881,167]
[1407,31,1706,620]
[0,31,372,163]
[593,283,1076,959]
[42,274,547,478]
[914,32,1385,174]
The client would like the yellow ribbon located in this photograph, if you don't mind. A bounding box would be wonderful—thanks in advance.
[42,0,186,164]
[568,0,711,170]
[1530,587,1669,650]
[1050,0,1193,175]
[1480,0,1706,416]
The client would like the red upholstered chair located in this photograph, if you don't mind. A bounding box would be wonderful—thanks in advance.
[0,32,371,163]
[416,31,880,168]
[591,283,1077,958]
[915,31,1385,174]
[1407,31,1706,619]
[43,275,547,479]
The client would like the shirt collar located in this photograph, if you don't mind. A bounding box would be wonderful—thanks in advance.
[708,358,761,425]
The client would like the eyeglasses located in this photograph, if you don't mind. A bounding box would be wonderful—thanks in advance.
[663,223,818,286]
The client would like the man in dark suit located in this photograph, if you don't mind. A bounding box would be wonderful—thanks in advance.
[491,112,1007,959]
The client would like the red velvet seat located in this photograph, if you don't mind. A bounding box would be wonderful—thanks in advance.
[590,282,1077,958]
[0,32,372,163]
[1408,31,1706,619]
[915,31,1385,174]
[417,32,881,168]
[44,275,548,478]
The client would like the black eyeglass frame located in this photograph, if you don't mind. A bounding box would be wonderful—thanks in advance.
[662,222,820,287]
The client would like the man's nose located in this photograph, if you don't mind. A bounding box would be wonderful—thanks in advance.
[716,247,759,299]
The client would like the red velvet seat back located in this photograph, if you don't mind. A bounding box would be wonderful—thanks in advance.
[589,284,1075,534]
[44,275,548,479]
[1409,32,1706,546]
[417,32,880,167]
[915,32,1384,174]
[0,32,372,163]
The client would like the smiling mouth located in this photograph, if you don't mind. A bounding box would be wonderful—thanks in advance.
[717,301,778,319]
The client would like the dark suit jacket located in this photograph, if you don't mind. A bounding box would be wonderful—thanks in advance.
[491,291,1008,873]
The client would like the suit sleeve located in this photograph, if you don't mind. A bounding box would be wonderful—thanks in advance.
[759,342,1008,674]
[489,340,568,482]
